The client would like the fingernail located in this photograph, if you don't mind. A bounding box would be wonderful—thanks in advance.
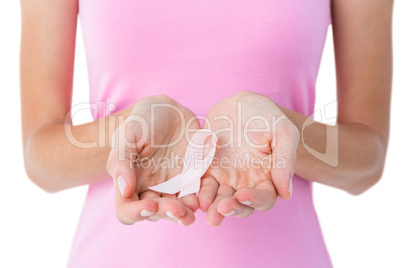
[140,209,154,217]
[222,210,235,216]
[178,220,185,226]
[166,211,177,219]
[288,178,293,196]
[240,200,252,206]
[117,175,127,196]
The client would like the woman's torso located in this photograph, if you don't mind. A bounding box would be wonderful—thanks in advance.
[68,0,332,267]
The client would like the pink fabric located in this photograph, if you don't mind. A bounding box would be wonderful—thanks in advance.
[69,0,333,267]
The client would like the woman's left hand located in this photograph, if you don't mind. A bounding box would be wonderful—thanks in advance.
[198,91,300,226]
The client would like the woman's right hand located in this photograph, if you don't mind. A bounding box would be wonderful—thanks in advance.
[106,95,200,226]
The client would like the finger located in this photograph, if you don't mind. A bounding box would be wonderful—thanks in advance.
[140,189,162,199]
[115,200,158,225]
[138,191,163,222]
[142,192,196,225]
[216,196,254,217]
[198,176,219,212]
[107,113,150,199]
[152,197,188,223]
[107,130,138,199]
[161,193,180,199]
[234,181,278,211]
[177,207,196,226]
[179,194,199,213]
[161,194,197,224]
[206,183,234,227]
[115,187,158,225]
[108,153,137,198]
[271,123,299,200]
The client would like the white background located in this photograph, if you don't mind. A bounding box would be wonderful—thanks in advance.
[0,1,400,267]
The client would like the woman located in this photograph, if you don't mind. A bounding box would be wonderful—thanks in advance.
[20,0,394,267]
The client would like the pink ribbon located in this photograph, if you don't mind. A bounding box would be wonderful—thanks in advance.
[149,129,217,198]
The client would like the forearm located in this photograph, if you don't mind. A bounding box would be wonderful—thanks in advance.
[23,107,132,193]
[279,106,387,195]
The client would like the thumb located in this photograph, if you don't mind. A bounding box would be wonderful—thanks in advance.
[270,124,299,200]
[106,126,139,199]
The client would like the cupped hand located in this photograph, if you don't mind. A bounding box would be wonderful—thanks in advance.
[106,95,200,226]
[198,91,300,226]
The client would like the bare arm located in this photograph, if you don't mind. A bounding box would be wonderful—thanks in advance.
[20,0,132,193]
[280,0,393,195]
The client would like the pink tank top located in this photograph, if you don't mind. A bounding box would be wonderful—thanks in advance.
[69,0,332,267]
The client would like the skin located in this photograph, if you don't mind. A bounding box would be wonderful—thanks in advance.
[106,95,202,226]
[20,0,394,227]
[199,92,299,226]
